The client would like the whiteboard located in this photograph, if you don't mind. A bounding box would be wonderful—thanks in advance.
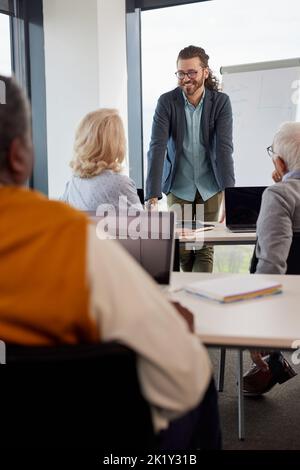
[221,58,300,186]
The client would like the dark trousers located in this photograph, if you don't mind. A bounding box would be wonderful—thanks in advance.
[167,191,222,273]
[158,379,221,450]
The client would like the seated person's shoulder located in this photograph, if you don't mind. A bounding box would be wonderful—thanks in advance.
[267,182,291,197]
[39,195,88,223]
[262,183,296,209]
[111,172,137,188]
[261,184,282,202]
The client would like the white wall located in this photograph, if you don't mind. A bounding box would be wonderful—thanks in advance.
[43,0,128,198]
[43,0,99,198]
[97,0,128,138]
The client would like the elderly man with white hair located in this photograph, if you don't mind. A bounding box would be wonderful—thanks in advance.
[243,122,300,395]
[256,121,300,274]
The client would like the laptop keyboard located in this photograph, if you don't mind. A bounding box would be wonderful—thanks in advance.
[227,225,256,233]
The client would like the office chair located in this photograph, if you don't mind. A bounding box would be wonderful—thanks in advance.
[137,188,145,206]
[217,232,300,440]
[249,232,300,275]
[0,341,155,449]
[93,211,177,282]
[133,195,180,272]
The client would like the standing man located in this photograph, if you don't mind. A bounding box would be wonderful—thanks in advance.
[146,45,234,272]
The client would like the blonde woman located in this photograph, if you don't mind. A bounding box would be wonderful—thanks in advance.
[61,109,143,211]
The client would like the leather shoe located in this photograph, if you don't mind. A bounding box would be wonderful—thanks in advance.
[243,354,297,396]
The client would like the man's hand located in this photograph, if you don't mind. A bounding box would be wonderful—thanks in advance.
[272,170,282,183]
[218,209,226,224]
[171,301,194,333]
[145,197,158,211]
[250,350,269,371]
[218,191,225,223]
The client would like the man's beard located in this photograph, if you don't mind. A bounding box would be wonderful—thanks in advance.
[181,77,204,96]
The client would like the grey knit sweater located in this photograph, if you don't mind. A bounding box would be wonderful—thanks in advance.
[61,170,143,212]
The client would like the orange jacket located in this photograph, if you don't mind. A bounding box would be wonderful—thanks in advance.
[0,187,99,345]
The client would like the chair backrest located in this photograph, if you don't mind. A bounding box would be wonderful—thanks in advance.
[137,188,145,205]
[95,211,176,284]
[250,232,300,274]
[0,342,155,449]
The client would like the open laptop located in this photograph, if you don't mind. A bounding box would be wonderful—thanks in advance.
[93,211,175,285]
[225,186,267,233]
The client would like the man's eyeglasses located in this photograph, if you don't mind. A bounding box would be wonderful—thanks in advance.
[175,70,199,80]
[267,145,276,158]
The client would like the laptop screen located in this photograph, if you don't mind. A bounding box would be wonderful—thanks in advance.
[92,211,175,285]
[225,186,267,229]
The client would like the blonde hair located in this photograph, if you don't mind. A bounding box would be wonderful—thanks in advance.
[70,108,126,178]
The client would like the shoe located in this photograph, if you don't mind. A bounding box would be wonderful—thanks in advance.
[271,355,297,384]
[243,354,297,396]
[243,362,275,396]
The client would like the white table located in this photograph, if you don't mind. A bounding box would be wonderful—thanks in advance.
[175,223,257,272]
[168,272,300,440]
[169,272,299,349]
[178,222,257,246]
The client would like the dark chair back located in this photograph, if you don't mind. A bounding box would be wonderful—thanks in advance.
[137,188,145,205]
[250,232,300,274]
[0,342,155,449]
[93,211,175,284]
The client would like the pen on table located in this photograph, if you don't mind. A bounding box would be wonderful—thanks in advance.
[169,287,185,293]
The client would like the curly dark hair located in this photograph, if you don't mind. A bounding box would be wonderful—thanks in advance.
[177,45,219,91]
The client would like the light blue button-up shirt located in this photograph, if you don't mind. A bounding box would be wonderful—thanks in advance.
[282,170,300,181]
[170,91,219,202]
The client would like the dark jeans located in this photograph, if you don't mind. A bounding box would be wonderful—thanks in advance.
[158,379,221,450]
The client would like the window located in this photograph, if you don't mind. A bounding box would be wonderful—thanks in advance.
[0,2,48,195]
[139,0,300,273]
[0,12,12,75]
[141,0,300,187]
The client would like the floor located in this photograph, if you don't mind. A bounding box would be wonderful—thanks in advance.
[209,348,300,450]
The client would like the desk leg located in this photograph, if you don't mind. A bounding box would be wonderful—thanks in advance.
[218,348,226,392]
[237,349,245,440]
[173,239,180,272]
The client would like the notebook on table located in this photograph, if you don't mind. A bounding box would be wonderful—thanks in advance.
[225,186,267,233]
[184,276,282,303]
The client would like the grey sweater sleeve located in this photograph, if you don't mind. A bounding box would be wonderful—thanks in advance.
[255,185,294,274]
[122,177,144,210]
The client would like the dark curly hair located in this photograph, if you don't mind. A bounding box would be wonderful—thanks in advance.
[177,45,219,91]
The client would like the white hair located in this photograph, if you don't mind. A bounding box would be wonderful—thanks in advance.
[273,122,300,171]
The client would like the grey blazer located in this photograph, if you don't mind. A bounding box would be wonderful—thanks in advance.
[256,179,300,274]
[146,87,235,200]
